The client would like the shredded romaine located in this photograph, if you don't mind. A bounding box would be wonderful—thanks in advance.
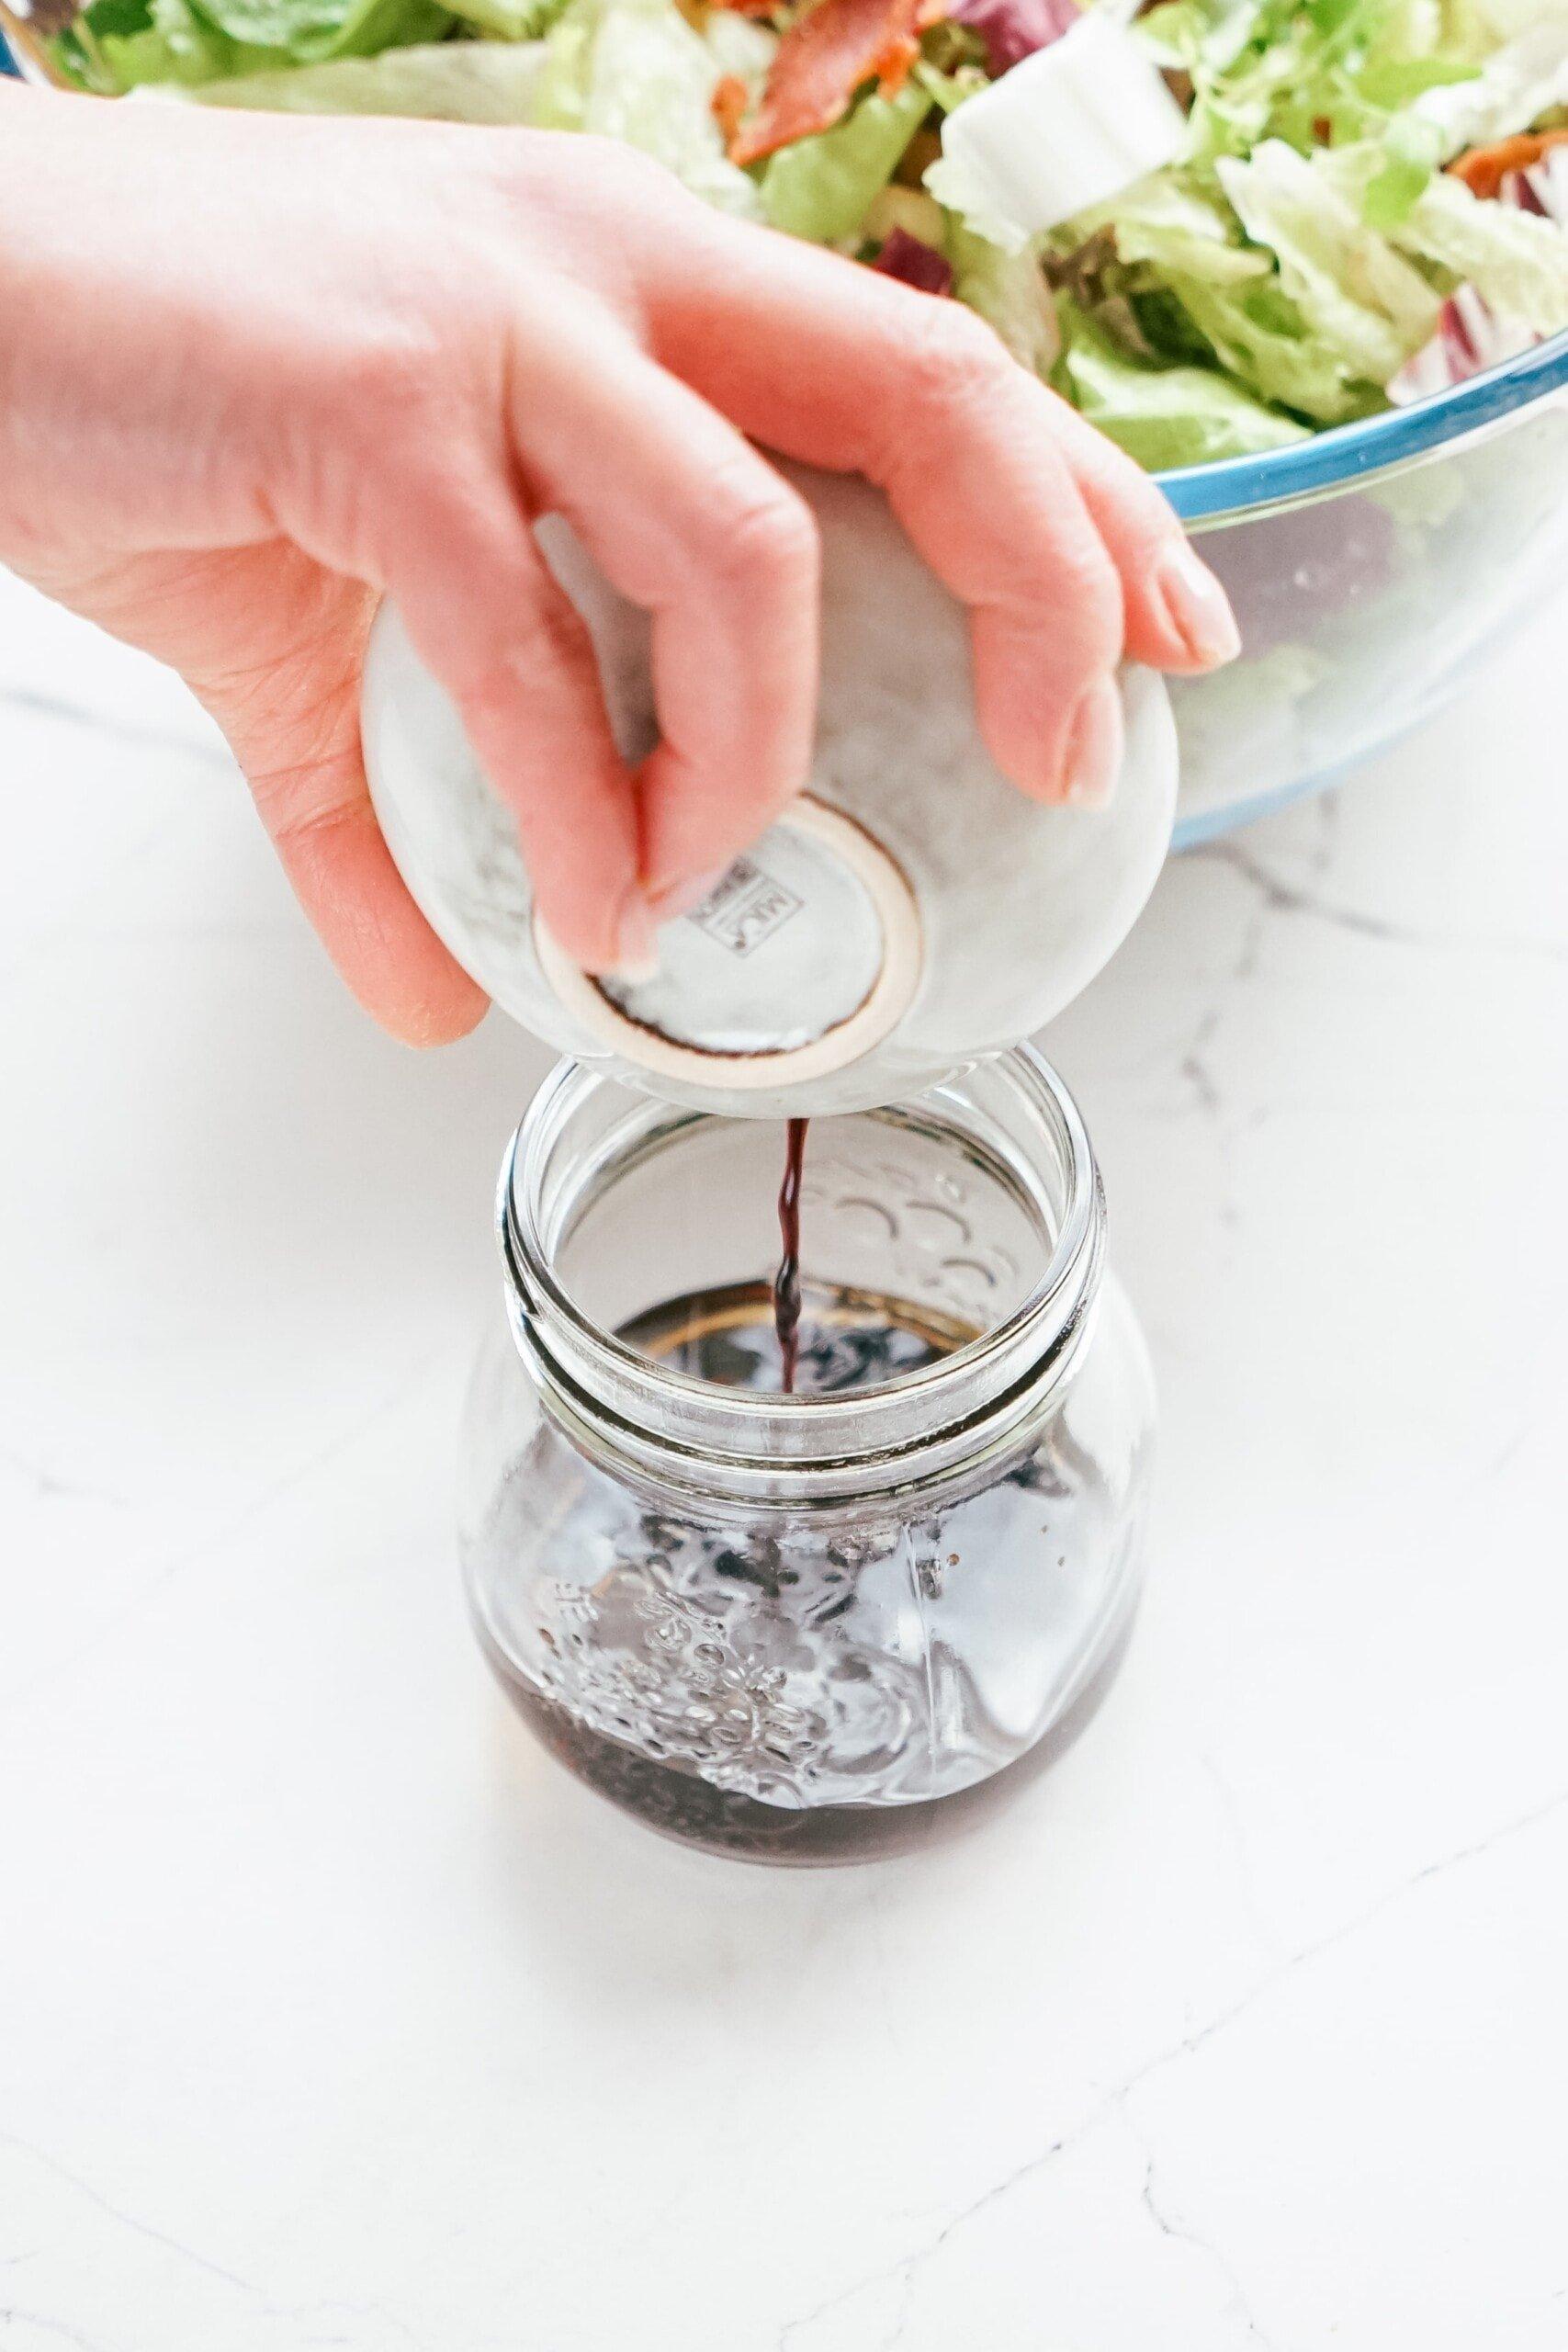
[1056,304,1313,467]
[530,0,762,213]
[51,0,1568,470]
[155,33,552,105]
[759,74,928,236]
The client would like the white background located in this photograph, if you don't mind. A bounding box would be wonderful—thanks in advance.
[2,566,1565,2351]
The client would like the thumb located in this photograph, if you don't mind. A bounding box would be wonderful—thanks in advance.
[187,547,490,1047]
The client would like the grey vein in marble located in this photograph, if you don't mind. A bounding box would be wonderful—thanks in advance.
[0,683,231,774]
[1196,833,1568,965]
[775,1775,1568,2350]
[1134,2138,1280,2352]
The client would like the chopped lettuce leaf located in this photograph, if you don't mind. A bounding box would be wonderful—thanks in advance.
[184,0,449,65]
[924,154,1034,254]
[1067,175,1270,288]
[1356,55,1482,107]
[177,34,551,109]
[1162,269,1386,419]
[1414,6,1568,153]
[1359,110,1445,226]
[533,0,760,215]
[863,184,949,246]
[1137,0,1492,161]
[947,220,1062,370]
[927,13,1188,249]
[55,0,1568,471]
[760,79,929,243]
[1350,148,1568,329]
[702,4,774,84]
[1056,306,1313,466]
[446,0,568,37]
[912,54,990,113]
[68,0,246,87]
[1216,140,1440,385]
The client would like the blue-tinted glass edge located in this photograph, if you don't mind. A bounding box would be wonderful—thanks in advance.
[1159,331,1568,521]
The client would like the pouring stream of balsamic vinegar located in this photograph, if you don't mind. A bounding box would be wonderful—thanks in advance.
[773,1118,808,1393]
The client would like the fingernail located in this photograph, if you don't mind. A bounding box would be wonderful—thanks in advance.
[1154,544,1241,669]
[648,865,729,922]
[606,889,660,985]
[1060,675,1123,809]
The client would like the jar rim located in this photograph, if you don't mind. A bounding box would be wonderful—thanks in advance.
[499,1047,1105,1498]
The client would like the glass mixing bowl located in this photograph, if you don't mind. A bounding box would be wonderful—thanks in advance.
[1165,334,1568,843]
[5,18,1566,841]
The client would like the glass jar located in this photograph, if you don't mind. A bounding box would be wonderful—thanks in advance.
[460,1046,1156,1863]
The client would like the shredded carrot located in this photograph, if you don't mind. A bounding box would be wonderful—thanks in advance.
[874,26,920,95]
[1449,126,1568,201]
[710,72,751,141]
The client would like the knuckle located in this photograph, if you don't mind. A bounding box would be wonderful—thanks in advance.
[574,134,683,215]
[986,530,1123,665]
[454,595,595,723]
[1053,573,1125,672]
[330,321,449,439]
[898,302,1013,424]
[251,750,360,853]
[703,471,820,600]
[1104,481,1186,564]
[1068,550,1126,644]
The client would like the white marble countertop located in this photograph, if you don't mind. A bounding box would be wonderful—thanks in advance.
[2,568,1565,2352]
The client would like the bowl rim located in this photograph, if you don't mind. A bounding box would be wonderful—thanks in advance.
[1159,329,1568,523]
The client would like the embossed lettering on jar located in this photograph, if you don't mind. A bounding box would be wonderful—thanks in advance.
[460,1048,1157,1862]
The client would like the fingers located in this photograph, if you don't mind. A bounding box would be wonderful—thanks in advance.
[1043,399,1242,672]
[197,558,487,1046]
[649,220,1236,796]
[251,738,491,1046]
[686,262,1121,802]
[377,460,651,975]
[503,317,819,910]
[871,347,1128,804]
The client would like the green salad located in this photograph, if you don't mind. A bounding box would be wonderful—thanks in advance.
[49,0,1568,469]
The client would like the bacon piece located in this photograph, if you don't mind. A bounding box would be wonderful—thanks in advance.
[728,0,937,166]
[1448,126,1568,203]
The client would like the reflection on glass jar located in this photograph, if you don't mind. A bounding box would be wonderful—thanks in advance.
[460,1048,1156,1864]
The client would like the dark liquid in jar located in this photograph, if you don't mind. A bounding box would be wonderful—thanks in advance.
[491,1651,1127,1864]
[623,1275,971,1393]
[486,1278,1131,1861]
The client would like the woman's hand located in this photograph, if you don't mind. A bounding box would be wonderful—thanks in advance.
[0,86,1236,1044]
